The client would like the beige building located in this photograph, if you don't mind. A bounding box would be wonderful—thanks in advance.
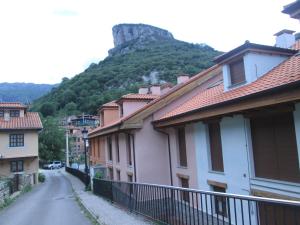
[0,102,42,185]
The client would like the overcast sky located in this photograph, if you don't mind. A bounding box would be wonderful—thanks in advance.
[0,0,298,84]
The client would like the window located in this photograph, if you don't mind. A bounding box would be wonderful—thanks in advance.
[10,160,24,172]
[0,110,3,117]
[127,174,133,182]
[126,134,132,166]
[212,186,227,217]
[251,111,300,183]
[179,177,189,202]
[208,122,224,172]
[116,170,121,181]
[108,167,114,180]
[229,59,245,85]
[115,134,120,163]
[177,127,187,167]
[10,110,20,117]
[107,136,113,161]
[9,134,24,147]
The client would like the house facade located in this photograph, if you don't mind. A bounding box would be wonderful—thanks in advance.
[153,35,300,225]
[0,103,42,186]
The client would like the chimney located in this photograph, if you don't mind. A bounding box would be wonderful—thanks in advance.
[138,86,149,94]
[150,85,161,95]
[177,75,190,84]
[274,29,295,48]
[4,111,10,121]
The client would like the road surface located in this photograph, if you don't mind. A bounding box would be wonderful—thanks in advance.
[0,170,92,225]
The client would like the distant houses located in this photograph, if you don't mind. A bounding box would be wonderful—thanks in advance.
[0,102,42,187]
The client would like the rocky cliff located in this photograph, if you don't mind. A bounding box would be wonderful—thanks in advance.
[109,23,174,56]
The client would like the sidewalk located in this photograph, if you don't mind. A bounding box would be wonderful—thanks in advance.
[62,170,153,225]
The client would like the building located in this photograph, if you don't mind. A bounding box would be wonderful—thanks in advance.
[153,34,300,225]
[64,114,99,163]
[282,0,300,21]
[0,102,42,185]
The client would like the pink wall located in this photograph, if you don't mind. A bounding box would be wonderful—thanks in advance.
[122,101,148,117]
[167,124,199,189]
[134,116,171,185]
[103,108,119,126]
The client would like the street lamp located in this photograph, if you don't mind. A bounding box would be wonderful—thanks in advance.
[82,127,89,184]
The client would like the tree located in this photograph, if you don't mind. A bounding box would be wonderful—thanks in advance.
[40,103,55,117]
[39,117,65,162]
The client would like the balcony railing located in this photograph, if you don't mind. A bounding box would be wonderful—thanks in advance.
[93,179,300,225]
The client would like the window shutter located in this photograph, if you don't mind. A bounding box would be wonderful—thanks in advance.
[208,122,224,172]
[229,59,246,85]
[177,127,187,167]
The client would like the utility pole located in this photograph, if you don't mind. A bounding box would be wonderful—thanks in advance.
[66,128,69,167]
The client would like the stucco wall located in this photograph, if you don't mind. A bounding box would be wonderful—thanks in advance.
[122,101,147,117]
[195,116,251,194]
[0,131,38,159]
[103,108,119,126]
[168,124,198,189]
[134,116,170,185]
[0,157,38,184]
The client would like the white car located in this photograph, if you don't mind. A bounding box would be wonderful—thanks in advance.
[44,161,62,169]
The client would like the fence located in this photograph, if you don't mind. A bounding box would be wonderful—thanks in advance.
[65,167,90,186]
[93,179,300,225]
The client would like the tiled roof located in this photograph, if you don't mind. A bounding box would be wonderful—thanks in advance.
[102,101,119,107]
[89,118,122,135]
[121,93,159,100]
[0,102,27,109]
[0,112,43,130]
[159,54,300,120]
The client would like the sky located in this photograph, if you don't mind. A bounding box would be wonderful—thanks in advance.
[0,0,299,84]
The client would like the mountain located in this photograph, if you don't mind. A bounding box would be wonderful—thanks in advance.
[0,83,56,103]
[32,23,221,116]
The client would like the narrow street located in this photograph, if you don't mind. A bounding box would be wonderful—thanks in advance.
[0,170,93,225]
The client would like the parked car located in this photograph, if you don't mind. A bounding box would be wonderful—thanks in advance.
[43,161,63,170]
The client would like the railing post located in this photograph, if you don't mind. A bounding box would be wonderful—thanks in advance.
[129,183,133,212]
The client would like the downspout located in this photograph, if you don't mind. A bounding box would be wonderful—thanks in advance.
[131,133,137,182]
[155,128,173,186]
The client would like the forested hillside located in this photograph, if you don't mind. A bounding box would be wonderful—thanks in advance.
[32,24,221,117]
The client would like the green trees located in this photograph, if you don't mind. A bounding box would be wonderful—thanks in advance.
[39,116,65,162]
[32,39,221,116]
[40,103,56,117]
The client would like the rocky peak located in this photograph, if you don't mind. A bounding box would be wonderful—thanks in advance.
[112,23,174,47]
[108,24,174,56]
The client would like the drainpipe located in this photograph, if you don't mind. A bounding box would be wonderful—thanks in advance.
[131,133,137,182]
[155,128,173,186]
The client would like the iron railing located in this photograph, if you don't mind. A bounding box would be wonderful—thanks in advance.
[65,167,90,186]
[93,179,300,225]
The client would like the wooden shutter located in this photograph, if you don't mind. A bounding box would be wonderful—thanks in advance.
[177,127,187,167]
[115,134,120,163]
[229,59,245,85]
[127,134,132,166]
[208,122,224,172]
[251,112,300,183]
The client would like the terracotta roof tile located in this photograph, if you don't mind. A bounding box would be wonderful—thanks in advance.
[0,112,43,130]
[102,101,119,107]
[0,102,27,109]
[121,93,159,100]
[159,54,300,120]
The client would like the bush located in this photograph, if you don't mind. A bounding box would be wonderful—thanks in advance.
[38,173,46,183]
[94,172,103,179]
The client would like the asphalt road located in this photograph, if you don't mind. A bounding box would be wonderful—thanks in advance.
[0,170,92,225]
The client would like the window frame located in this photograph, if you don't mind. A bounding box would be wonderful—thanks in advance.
[0,110,3,117]
[207,122,224,172]
[126,134,132,166]
[10,110,20,117]
[177,127,188,167]
[107,136,113,161]
[115,134,120,163]
[212,186,228,218]
[9,134,24,147]
[229,59,246,86]
[10,160,24,172]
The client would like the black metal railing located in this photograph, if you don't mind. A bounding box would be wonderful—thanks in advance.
[66,167,90,186]
[93,179,300,225]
